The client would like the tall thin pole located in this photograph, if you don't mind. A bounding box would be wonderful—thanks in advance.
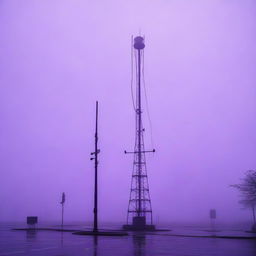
[252,205,256,225]
[93,101,98,232]
[61,203,64,228]
[137,49,142,217]
[60,192,65,229]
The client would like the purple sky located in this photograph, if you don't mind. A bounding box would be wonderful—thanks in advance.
[0,0,256,225]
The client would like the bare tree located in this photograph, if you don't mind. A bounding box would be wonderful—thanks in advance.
[231,170,256,227]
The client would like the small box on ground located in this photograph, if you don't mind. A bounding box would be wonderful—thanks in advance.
[27,216,38,226]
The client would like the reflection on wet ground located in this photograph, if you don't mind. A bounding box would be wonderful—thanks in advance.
[0,223,256,256]
[133,234,146,256]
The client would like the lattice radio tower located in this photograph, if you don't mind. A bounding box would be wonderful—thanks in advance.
[123,36,155,231]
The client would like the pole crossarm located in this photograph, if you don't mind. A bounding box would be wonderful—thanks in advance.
[128,210,153,213]
[90,149,100,160]
[91,149,100,155]
[124,149,155,154]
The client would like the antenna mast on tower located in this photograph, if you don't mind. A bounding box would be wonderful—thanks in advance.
[123,36,155,231]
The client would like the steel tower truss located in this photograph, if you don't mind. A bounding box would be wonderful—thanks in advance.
[125,36,155,226]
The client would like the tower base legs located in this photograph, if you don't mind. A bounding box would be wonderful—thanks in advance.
[123,216,155,231]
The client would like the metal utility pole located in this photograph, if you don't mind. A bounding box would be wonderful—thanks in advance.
[124,36,155,230]
[91,101,100,232]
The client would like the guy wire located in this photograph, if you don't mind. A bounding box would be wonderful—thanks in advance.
[142,46,155,150]
[130,35,136,112]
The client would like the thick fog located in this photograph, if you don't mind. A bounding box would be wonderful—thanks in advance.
[0,0,256,225]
